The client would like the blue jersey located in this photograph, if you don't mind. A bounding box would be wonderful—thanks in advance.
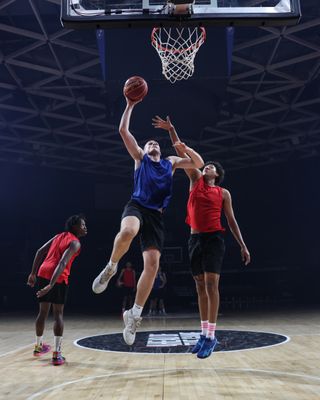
[131,154,173,210]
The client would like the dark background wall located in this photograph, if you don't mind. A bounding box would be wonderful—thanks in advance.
[0,155,319,314]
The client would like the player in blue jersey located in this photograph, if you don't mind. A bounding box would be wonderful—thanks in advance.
[92,96,204,345]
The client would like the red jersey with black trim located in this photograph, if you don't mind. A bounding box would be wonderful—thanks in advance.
[122,269,135,288]
[37,232,80,284]
[186,176,225,233]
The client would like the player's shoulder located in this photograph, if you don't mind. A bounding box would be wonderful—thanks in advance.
[222,187,231,198]
[70,239,81,251]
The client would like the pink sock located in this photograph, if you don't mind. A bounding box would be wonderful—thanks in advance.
[207,322,216,339]
[201,320,208,336]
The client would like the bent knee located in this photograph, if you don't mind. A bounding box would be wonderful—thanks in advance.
[120,227,137,241]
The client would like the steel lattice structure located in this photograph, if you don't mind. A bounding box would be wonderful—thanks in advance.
[0,0,319,177]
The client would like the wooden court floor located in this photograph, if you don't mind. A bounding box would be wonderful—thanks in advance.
[1,308,320,400]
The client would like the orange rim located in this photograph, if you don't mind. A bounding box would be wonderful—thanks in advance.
[151,27,206,55]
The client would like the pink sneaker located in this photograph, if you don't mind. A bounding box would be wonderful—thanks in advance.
[33,343,51,356]
[52,351,66,366]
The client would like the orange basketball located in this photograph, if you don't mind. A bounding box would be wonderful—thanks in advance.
[123,76,148,101]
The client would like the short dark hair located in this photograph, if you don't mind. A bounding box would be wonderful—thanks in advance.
[65,214,85,232]
[204,161,225,185]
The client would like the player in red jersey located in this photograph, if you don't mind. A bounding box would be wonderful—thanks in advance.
[117,261,137,314]
[153,116,251,359]
[27,214,87,365]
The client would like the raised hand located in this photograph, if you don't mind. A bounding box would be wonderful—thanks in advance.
[152,115,173,131]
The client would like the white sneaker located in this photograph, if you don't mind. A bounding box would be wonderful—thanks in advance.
[92,263,117,294]
[123,309,142,345]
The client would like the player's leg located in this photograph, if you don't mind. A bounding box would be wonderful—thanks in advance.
[49,282,68,365]
[35,302,50,337]
[197,233,225,359]
[205,272,220,325]
[148,297,156,315]
[122,294,128,313]
[110,216,140,261]
[137,249,160,306]
[92,210,140,294]
[34,300,51,356]
[123,209,163,345]
[188,234,207,353]
[123,248,160,345]
[52,303,66,365]
[191,274,208,353]
[158,297,166,315]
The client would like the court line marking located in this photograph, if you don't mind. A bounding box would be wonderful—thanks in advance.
[73,329,290,355]
[0,343,33,358]
[26,367,320,400]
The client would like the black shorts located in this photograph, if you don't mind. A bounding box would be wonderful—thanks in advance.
[121,200,165,253]
[188,231,225,276]
[37,277,68,305]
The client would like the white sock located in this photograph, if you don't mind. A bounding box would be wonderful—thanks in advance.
[54,336,63,352]
[201,320,208,336]
[36,336,43,346]
[207,323,217,339]
[108,260,118,270]
[131,303,143,317]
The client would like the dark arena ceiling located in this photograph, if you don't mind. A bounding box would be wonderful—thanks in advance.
[0,0,320,179]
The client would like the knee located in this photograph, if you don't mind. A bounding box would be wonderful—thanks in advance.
[144,258,159,277]
[119,227,136,242]
[53,310,63,321]
[143,250,160,275]
[147,262,159,277]
[205,280,219,295]
[194,277,206,296]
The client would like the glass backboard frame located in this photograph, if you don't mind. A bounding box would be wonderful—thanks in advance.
[61,0,301,29]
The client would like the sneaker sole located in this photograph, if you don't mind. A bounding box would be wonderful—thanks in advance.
[52,360,65,366]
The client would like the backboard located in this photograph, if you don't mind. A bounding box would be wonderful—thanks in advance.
[61,0,301,29]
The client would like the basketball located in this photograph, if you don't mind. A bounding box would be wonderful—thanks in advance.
[123,76,148,101]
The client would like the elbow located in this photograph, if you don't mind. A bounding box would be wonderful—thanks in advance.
[195,159,204,169]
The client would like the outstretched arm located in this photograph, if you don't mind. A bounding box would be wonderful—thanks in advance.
[152,116,184,155]
[36,241,81,298]
[152,115,203,181]
[223,189,251,266]
[27,236,57,287]
[169,143,204,171]
[119,98,144,161]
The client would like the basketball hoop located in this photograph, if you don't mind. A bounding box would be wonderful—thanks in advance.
[151,27,206,84]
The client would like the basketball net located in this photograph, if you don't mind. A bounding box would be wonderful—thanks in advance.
[151,27,206,84]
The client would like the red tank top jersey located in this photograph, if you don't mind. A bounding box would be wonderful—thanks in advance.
[186,176,225,233]
[122,269,135,288]
[37,232,80,284]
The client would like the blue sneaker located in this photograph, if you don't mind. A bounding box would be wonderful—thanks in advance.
[191,334,206,354]
[197,337,218,359]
